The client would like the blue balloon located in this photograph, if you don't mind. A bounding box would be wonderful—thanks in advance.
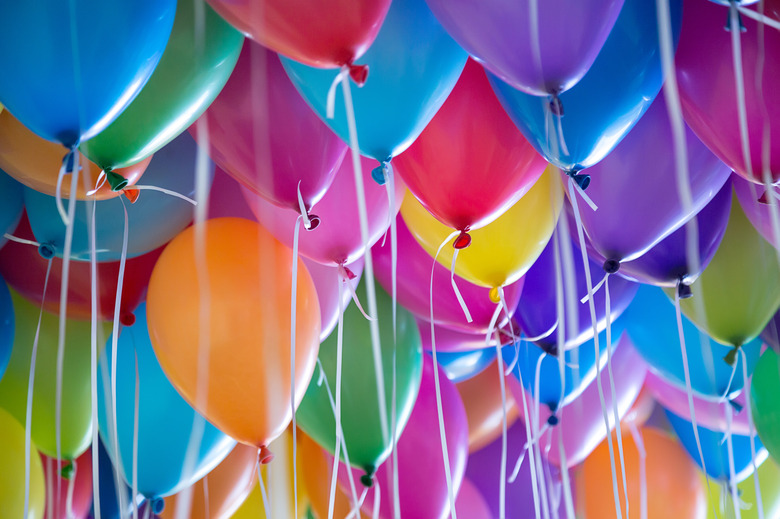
[0,170,23,250]
[434,348,496,383]
[90,438,143,519]
[488,0,682,172]
[0,274,13,381]
[665,408,767,483]
[281,0,467,162]
[24,132,211,262]
[623,284,761,399]
[0,1,175,146]
[97,302,235,499]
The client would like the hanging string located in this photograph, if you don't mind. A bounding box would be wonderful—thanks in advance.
[87,199,102,519]
[493,326,508,519]
[129,184,198,205]
[328,269,346,519]
[579,273,608,304]
[510,346,542,519]
[55,149,78,226]
[450,249,473,323]
[326,66,351,119]
[628,421,648,519]
[346,488,370,519]
[556,421,576,519]
[531,348,551,519]
[257,460,271,519]
[739,4,780,30]
[132,350,140,519]
[340,266,374,321]
[372,480,381,519]
[726,403,743,519]
[290,215,302,519]
[740,348,766,519]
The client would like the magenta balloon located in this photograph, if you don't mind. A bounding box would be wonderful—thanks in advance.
[455,477,492,518]
[418,319,499,353]
[568,94,731,264]
[425,0,623,96]
[734,174,780,251]
[207,167,257,220]
[244,154,405,266]
[374,217,523,334]
[303,256,363,343]
[195,40,347,212]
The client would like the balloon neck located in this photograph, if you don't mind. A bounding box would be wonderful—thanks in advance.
[348,63,369,86]
[150,498,165,514]
[61,147,78,172]
[258,445,274,465]
[120,312,136,327]
[677,281,693,300]
[723,346,739,366]
[728,398,744,414]
[549,93,564,116]
[724,3,747,32]
[105,170,129,192]
[603,259,620,274]
[541,343,558,357]
[342,265,357,280]
[123,187,140,204]
[60,461,74,480]
[304,213,321,231]
[360,467,375,488]
[371,161,389,186]
[453,230,471,250]
[38,242,56,260]
[489,287,500,304]
[566,170,591,191]
[547,412,559,427]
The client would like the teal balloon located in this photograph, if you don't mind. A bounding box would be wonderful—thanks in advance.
[281,0,467,161]
[665,408,767,483]
[0,0,175,146]
[0,170,23,250]
[622,284,761,400]
[97,302,235,498]
[24,133,210,262]
[488,0,682,172]
[0,274,13,381]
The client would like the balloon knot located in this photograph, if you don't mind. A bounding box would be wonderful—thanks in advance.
[123,187,140,204]
[603,259,620,274]
[360,470,375,488]
[348,63,369,86]
[542,343,558,357]
[371,162,388,186]
[728,398,744,413]
[343,265,357,280]
[566,170,590,191]
[547,414,559,426]
[38,242,56,259]
[489,287,500,304]
[120,313,136,327]
[724,5,747,32]
[62,148,77,172]
[453,230,471,250]
[305,213,321,231]
[677,282,693,299]
[151,498,165,514]
[758,191,771,205]
[60,461,74,480]
[549,93,564,116]
[258,445,274,465]
[105,170,129,192]
[723,346,739,366]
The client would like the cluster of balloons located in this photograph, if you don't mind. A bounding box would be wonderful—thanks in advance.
[0,0,780,518]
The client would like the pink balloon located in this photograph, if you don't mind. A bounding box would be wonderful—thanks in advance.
[510,333,647,466]
[418,318,499,353]
[244,154,405,266]
[455,477,492,518]
[303,256,363,342]
[207,167,257,220]
[193,40,347,214]
[41,450,93,519]
[373,216,523,334]
[734,174,780,250]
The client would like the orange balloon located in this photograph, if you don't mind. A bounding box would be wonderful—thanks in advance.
[456,360,518,452]
[161,444,257,519]
[0,110,148,200]
[577,427,707,519]
[147,217,321,449]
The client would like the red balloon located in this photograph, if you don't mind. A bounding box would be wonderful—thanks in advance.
[41,449,93,519]
[394,59,547,233]
[205,0,390,70]
[0,213,162,322]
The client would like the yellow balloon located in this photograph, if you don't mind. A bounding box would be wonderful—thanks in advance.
[0,406,46,518]
[400,165,563,289]
[705,458,780,519]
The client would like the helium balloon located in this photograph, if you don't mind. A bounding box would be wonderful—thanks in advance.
[41,449,93,519]
[147,217,321,450]
[281,0,468,161]
[302,256,362,342]
[454,477,492,519]
[207,167,257,221]
[401,165,562,289]
[705,456,780,519]
[299,431,359,519]
[0,406,45,518]
[436,348,497,383]
[0,273,13,381]
[0,169,22,250]
[92,438,140,519]
[734,175,780,251]
[419,320,500,354]
[750,349,780,464]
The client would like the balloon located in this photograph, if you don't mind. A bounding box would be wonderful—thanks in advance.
[578,427,707,519]
[456,359,518,452]
[25,132,206,262]
[81,0,242,171]
[454,478,492,519]
[677,191,780,348]
[666,408,767,484]
[41,449,93,519]
[302,256,363,342]
[91,438,140,519]
[0,169,23,250]
[705,456,780,519]
[147,217,321,449]
[296,278,423,477]
[207,167,257,221]
[0,111,149,200]
[676,0,780,184]
[425,0,622,96]
[204,0,389,69]
[436,347,497,383]
[245,154,405,266]
[0,0,175,146]
[299,431,360,519]
[567,94,732,264]
[374,217,523,334]
[489,0,682,172]
[0,291,109,458]
[393,59,547,234]
[0,273,13,381]
[762,310,780,355]
[419,320,500,354]
[401,165,563,289]
[733,175,780,250]
[623,284,762,399]
[281,0,468,161]
[750,349,780,464]
[98,303,235,498]
[194,42,346,215]
[0,406,45,518]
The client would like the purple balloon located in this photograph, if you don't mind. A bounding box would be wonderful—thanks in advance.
[425,0,624,96]
[761,310,780,354]
[568,94,731,264]
[734,174,780,251]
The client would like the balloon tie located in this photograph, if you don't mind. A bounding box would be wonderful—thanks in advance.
[326,66,351,120]
[580,272,609,304]
[86,170,108,197]
[738,5,780,31]
[348,63,369,86]
[716,359,740,403]
[338,264,375,321]
[740,347,766,519]
[296,181,320,231]
[450,249,473,323]
[677,278,693,299]
[628,422,648,519]
[726,2,747,32]
[724,345,740,366]
[55,146,78,227]
[130,184,197,205]
[132,350,140,519]
[452,229,472,249]
[549,93,564,117]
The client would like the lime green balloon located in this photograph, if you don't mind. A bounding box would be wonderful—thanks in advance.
[705,457,780,519]
[751,349,780,463]
[0,406,46,518]
[296,278,423,479]
[0,292,110,459]
[81,0,243,170]
[679,191,780,347]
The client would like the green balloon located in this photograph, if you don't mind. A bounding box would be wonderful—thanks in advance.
[296,278,423,481]
[751,349,780,463]
[705,454,780,518]
[81,0,243,170]
[0,292,110,459]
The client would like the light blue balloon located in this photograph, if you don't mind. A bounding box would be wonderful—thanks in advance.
[622,284,761,399]
[0,170,23,251]
[24,132,211,262]
[434,348,496,383]
[0,0,175,146]
[0,274,13,381]
[488,0,682,172]
[665,408,767,483]
[97,302,235,499]
[281,0,467,162]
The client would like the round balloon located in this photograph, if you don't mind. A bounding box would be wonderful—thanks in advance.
[0,406,45,518]
[0,169,23,250]
[41,448,92,519]
[751,349,780,464]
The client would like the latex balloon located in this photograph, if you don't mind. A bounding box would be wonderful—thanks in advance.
[92,438,140,519]
[194,42,346,215]
[296,278,423,478]
[147,218,321,450]
[418,320,500,354]
[677,192,780,348]
[281,0,468,161]
[666,408,767,484]
[734,176,780,251]
[425,0,622,96]
[245,154,405,266]
[207,167,257,221]
[705,456,780,519]
[299,431,360,519]
[401,165,563,289]
[436,348,497,383]
[0,291,109,458]
[25,132,206,262]
[302,256,363,342]
[454,477,492,519]
[0,273,13,381]
[0,111,148,200]
[676,0,780,184]
[41,449,93,519]
[456,359,519,452]
[373,217,523,334]
[623,284,762,400]
[394,59,547,233]
[762,310,780,354]
[205,0,389,69]
[489,0,682,172]
[0,169,23,250]
[750,349,780,464]
[0,406,45,518]
[0,0,175,146]
[578,427,707,519]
